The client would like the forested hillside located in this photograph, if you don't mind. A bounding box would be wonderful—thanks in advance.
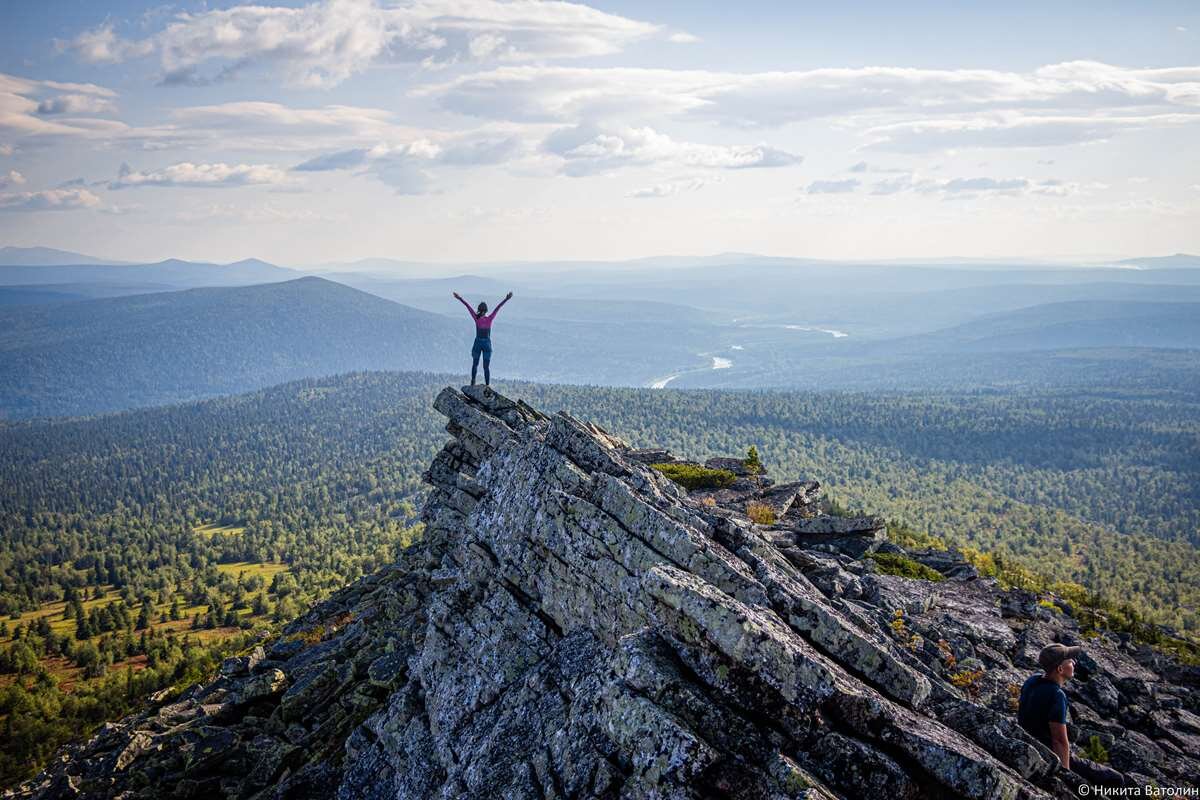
[0,279,466,417]
[0,373,440,784]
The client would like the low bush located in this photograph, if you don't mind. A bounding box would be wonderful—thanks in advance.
[868,552,945,582]
[651,463,737,491]
[746,501,777,525]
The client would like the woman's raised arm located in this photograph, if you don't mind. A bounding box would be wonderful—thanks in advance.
[489,291,513,318]
[453,292,477,319]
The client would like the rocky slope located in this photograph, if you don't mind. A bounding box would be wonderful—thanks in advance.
[12,386,1200,799]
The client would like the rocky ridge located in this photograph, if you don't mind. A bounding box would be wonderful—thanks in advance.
[12,385,1200,799]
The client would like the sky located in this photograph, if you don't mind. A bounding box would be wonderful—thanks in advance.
[0,0,1197,265]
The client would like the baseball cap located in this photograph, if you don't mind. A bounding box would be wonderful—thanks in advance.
[1038,643,1083,672]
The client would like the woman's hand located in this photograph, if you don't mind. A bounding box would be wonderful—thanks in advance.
[453,292,461,299]
[505,291,513,300]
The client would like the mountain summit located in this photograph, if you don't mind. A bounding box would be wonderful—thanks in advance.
[15,387,1199,799]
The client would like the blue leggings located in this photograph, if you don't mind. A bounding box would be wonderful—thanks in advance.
[471,337,492,385]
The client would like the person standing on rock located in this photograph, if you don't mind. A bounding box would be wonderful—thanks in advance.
[453,291,512,387]
[1017,643,1135,788]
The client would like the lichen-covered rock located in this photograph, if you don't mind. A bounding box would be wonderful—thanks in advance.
[12,386,1198,800]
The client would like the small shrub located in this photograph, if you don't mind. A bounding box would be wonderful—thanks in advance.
[651,463,737,491]
[1006,683,1022,712]
[949,667,986,700]
[890,610,922,651]
[1082,735,1110,764]
[746,501,777,525]
[700,496,717,507]
[868,552,945,582]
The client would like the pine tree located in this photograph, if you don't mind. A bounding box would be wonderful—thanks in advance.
[745,445,763,475]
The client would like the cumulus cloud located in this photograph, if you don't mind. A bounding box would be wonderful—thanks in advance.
[543,123,801,176]
[109,161,290,189]
[0,187,101,211]
[668,32,701,44]
[805,178,859,194]
[0,170,25,189]
[628,177,712,198]
[66,0,662,88]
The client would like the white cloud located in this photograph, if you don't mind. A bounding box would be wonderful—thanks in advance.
[866,172,1091,198]
[1,72,120,138]
[628,177,712,198]
[0,187,101,211]
[668,32,701,44]
[67,0,662,88]
[864,113,1200,152]
[543,123,801,176]
[420,61,1200,149]
[172,101,396,136]
[289,132,526,194]
[848,160,909,174]
[935,177,1029,193]
[0,170,25,189]
[805,178,859,194]
[0,144,12,156]
[294,148,372,171]
[36,94,117,116]
[109,161,290,189]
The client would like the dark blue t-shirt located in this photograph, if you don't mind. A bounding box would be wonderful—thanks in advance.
[1017,674,1069,747]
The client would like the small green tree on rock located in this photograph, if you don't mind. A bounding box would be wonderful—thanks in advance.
[745,446,763,474]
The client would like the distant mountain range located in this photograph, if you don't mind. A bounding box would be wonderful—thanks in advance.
[0,277,712,418]
[0,246,131,266]
[2,246,1200,418]
[1116,253,1200,269]
[0,257,298,291]
[911,300,1200,352]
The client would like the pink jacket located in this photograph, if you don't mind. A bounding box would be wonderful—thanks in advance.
[457,295,509,337]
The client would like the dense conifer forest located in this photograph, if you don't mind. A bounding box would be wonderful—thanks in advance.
[2,370,1198,784]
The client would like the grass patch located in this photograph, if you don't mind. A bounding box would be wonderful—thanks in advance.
[651,463,737,491]
[868,552,945,582]
[215,562,289,580]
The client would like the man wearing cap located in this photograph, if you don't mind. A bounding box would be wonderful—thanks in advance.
[1017,643,1133,787]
